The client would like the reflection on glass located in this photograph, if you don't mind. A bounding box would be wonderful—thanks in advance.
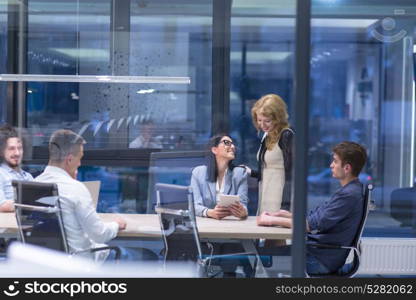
[229,0,296,276]
[311,1,416,236]
[230,1,296,168]
[27,164,149,214]
[21,0,212,151]
[0,3,7,122]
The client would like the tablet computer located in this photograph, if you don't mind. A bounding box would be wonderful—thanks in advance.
[217,194,240,207]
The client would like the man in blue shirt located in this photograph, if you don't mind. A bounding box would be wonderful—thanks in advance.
[0,125,33,212]
[257,141,367,274]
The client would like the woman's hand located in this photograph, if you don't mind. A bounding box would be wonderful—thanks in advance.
[228,202,248,219]
[207,205,231,219]
[266,209,292,218]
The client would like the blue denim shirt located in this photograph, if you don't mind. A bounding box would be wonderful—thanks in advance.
[0,163,34,205]
[307,179,363,272]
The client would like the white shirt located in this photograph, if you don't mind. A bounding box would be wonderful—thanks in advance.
[203,169,228,217]
[35,166,119,261]
[129,136,163,149]
[0,163,34,205]
[215,168,228,200]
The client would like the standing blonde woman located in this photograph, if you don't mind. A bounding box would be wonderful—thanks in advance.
[249,94,294,214]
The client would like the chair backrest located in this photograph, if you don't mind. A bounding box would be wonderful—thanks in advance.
[309,183,374,278]
[340,182,373,276]
[390,186,415,227]
[12,180,68,253]
[354,183,373,246]
[147,151,207,213]
[154,183,203,263]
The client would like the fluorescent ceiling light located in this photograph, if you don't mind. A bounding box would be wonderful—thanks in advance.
[232,17,376,29]
[312,18,377,28]
[50,48,109,60]
[0,0,22,5]
[0,74,190,84]
[230,51,291,62]
[136,89,155,94]
[232,17,295,27]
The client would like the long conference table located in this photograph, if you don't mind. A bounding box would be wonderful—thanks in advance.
[1,213,292,240]
[1,213,292,276]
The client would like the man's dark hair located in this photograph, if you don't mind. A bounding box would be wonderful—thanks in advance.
[333,141,367,177]
[0,124,19,157]
[49,129,85,163]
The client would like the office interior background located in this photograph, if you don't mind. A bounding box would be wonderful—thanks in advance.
[0,0,415,276]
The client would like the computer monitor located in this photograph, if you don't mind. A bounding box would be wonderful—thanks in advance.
[146,151,207,213]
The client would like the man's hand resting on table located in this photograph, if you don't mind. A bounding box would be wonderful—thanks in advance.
[257,211,292,228]
[114,216,127,231]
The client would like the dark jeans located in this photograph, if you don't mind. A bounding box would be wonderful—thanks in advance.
[209,242,253,278]
[105,246,159,262]
[306,254,330,275]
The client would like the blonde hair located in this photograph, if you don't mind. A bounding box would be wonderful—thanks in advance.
[251,94,289,150]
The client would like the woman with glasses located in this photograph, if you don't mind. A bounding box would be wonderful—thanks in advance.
[191,134,248,219]
[190,134,252,277]
[250,94,294,214]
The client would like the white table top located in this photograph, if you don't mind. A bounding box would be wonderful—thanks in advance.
[1,213,292,240]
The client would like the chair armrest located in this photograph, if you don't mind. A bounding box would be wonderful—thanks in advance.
[307,243,342,249]
[73,246,121,261]
[307,243,357,251]
[256,245,291,256]
[200,252,256,265]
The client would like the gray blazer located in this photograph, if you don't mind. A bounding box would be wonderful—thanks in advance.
[190,165,249,217]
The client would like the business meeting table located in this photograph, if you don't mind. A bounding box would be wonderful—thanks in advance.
[1,213,292,276]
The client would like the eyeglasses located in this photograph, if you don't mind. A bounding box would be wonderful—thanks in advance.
[219,140,235,147]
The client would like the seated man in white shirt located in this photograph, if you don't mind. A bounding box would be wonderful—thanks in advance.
[0,124,34,212]
[129,121,163,149]
[35,129,157,262]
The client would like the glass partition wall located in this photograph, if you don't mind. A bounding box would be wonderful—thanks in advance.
[229,0,297,276]
[310,0,416,237]
[232,0,416,238]
[1,0,416,277]
[1,0,213,213]
[23,0,211,150]
[0,1,7,123]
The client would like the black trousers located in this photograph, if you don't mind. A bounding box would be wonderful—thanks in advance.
[206,242,253,277]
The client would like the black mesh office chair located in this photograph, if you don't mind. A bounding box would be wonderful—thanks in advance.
[255,183,373,278]
[306,183,374,277]
[12,180,121,260]
[154,183,254,277]
[390,185,416,227]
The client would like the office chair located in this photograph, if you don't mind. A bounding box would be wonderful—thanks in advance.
[255,183,373,278]
[12,180,121,261]
[306,183,374,277]
[154,183,254,277]
[390,185,416,227]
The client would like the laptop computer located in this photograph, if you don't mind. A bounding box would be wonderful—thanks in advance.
[82,181,101,210]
